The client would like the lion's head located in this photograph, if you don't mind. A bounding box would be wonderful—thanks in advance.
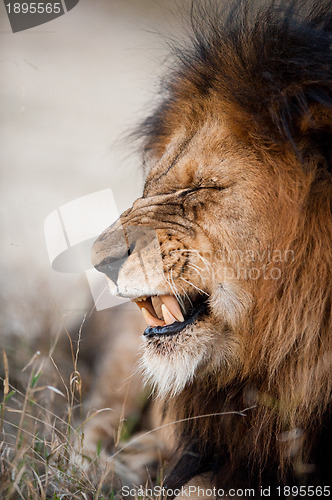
[92,0,332,488]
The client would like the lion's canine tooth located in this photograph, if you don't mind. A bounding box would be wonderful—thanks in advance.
[141,307,165,327]
[133,298,156,318]
[161,304,177,325]
[161,296,184,322]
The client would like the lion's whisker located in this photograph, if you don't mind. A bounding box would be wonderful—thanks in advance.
[179,277,210,297]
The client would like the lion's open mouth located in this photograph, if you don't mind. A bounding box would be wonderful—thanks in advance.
[132,295,209,337]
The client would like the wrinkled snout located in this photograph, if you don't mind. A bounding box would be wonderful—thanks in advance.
[91,215,166,298]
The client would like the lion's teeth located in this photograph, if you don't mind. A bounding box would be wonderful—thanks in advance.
[161,304,177,325]
[134,295,185,327]
[141,307,165,327]
[161,296,184,322]
[133,298,154,316]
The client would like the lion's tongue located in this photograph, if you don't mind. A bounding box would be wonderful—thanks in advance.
[135,295,184,327]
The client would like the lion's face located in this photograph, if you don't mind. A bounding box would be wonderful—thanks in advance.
[92,117,299,397]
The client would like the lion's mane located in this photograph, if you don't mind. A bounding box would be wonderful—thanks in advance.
[138,0,332,491]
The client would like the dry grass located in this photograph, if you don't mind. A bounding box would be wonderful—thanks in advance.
[0,314,138,500]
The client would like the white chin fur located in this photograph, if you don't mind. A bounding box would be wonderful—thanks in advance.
[139,283,250,398]
[141,348,204,398]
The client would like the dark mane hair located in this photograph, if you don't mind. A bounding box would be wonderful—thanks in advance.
[140,0,332,173]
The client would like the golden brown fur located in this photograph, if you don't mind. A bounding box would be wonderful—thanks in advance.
[92,0,332,494]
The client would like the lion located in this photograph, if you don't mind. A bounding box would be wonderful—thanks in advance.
[91,0,332,496]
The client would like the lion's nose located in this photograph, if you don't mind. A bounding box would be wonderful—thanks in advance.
[92,217,158,285]
[95,255,129,284]
[91,222,133,285]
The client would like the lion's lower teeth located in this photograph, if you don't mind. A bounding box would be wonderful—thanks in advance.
[141,307,165,327]
[161,304,177,324]
[140,303,177,327]
[161,296,184,322]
